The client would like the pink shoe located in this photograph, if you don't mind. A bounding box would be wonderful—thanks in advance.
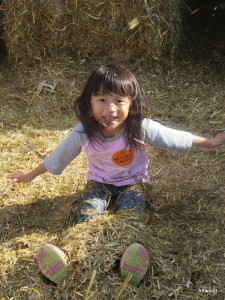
[36,244,68,284]
[120,242,149,286]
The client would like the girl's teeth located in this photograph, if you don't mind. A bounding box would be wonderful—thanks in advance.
[102,117,117,126]
[105,117,116,120]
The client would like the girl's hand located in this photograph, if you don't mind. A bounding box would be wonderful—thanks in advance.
[10,170,34,183]
[10,164,47,183]
[210,132,225,148]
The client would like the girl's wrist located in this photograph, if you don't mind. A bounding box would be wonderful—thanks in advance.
[205,139,215,149]
[29,163,47,181]
[192,133,225,149]
[28,171,38,181]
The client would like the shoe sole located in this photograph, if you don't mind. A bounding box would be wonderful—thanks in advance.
[120,242,149,286]
[36,243,68,284]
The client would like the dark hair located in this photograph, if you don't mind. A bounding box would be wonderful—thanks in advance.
[73,64,150,149]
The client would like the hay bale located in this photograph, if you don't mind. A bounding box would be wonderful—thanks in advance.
[2,0,186,67]
[2,0,42,61]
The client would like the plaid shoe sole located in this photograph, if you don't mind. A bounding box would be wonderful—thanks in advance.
[120,242,149,286]
[36,244,68,284]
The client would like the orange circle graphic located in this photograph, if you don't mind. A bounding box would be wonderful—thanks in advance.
[112,150,135,166]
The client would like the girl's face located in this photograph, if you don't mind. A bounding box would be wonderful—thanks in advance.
[91,91,132,138]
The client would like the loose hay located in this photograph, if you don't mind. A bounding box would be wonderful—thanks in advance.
[0,55,225,299]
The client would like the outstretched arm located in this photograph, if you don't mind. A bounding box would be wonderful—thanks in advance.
[10,163,47,183]
[192,132,225,149]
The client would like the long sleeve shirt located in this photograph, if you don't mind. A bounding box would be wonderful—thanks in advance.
[43,118,192,186]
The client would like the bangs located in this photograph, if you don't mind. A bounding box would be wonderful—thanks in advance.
[91,65,137,99]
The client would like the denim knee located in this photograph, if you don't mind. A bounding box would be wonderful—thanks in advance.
[78,198,107,223]
[116,185,146,213]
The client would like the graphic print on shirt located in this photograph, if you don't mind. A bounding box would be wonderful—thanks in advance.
[112,150,135,166]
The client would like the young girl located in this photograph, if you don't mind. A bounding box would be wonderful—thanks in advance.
[10,64,225,286]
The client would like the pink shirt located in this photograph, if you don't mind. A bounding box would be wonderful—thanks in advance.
[83,135,149,186]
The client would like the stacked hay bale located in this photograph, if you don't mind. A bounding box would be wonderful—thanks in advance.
[2,0,186,67]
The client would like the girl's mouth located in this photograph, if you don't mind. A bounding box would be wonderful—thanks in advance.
[102,116,118,127]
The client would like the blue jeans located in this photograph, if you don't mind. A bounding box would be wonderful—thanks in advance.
[78,181,146,223]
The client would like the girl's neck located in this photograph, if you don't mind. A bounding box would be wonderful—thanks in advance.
[101,124,125,138]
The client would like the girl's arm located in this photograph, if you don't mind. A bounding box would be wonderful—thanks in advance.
[192,132,225,149]
[10,163,47,183]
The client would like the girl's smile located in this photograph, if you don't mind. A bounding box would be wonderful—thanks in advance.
[91,92,131,138]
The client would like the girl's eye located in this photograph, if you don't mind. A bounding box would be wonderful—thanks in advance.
[98,98,105,103]
[117,99,125,104]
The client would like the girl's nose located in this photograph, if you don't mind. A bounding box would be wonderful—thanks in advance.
[106,101,117,112]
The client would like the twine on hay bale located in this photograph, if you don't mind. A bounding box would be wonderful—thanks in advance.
[2,0,186,67]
